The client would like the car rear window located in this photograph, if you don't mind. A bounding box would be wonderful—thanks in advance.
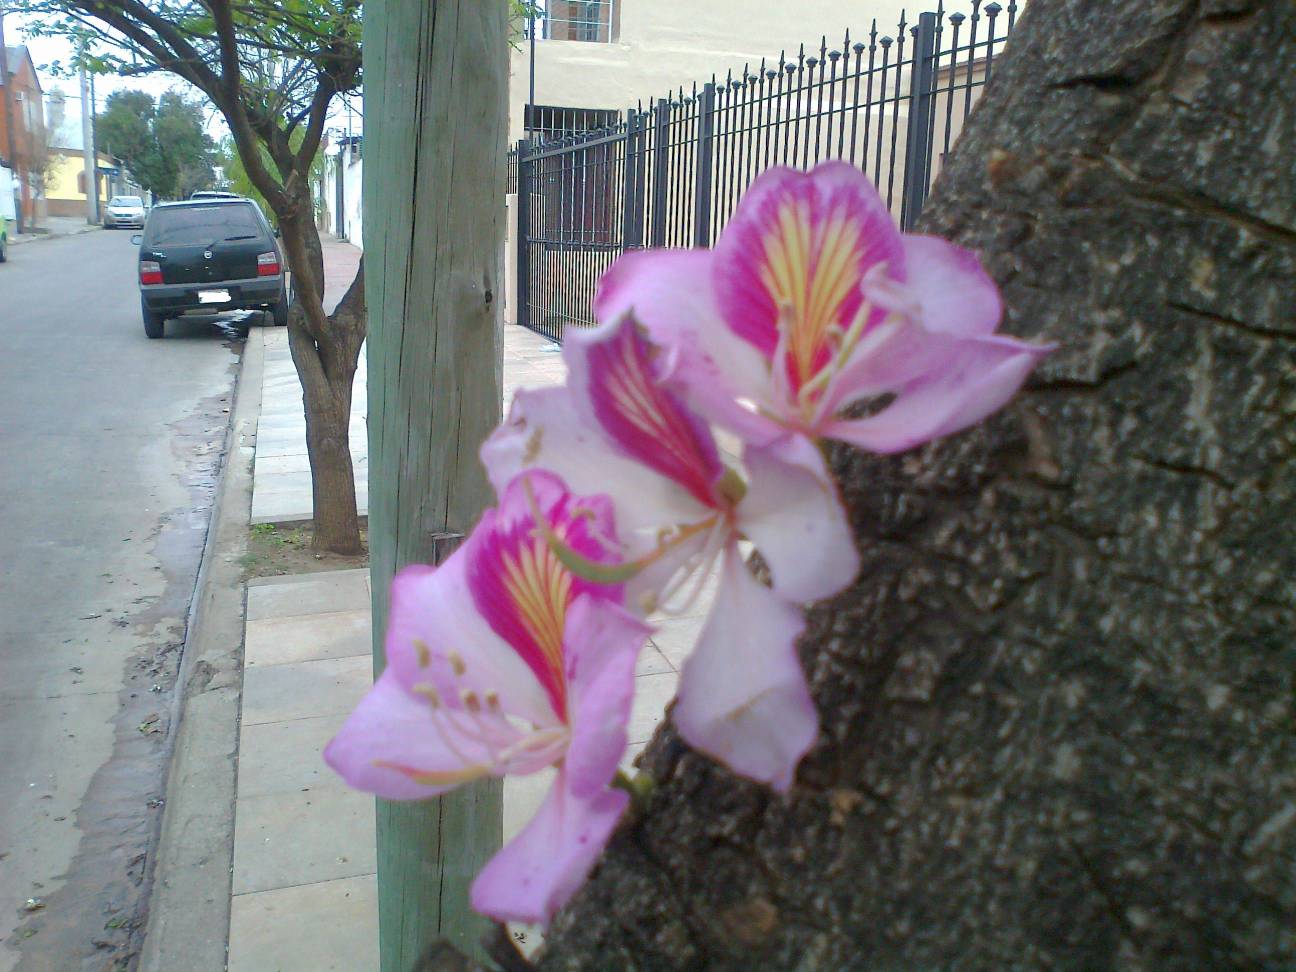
[145,204,263,245]
[111,196,142,207]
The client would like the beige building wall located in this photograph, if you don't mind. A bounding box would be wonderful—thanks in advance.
[509,0,912,142]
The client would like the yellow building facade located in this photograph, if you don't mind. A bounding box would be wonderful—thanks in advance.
[43,148,113,218]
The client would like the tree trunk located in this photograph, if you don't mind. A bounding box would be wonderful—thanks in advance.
[279,180,366,554]
[516,1,1295,970]
[364,0,507,966]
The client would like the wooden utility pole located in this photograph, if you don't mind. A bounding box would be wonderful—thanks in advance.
[363,1,507,967]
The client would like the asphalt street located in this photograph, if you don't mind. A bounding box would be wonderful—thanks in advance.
[0,229,243,970]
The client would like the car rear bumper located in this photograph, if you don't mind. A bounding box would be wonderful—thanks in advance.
[141,275,284,313]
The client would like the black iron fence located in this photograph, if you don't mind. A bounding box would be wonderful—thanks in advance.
[513,1,1017,343]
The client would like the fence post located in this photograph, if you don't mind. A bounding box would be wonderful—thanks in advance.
[515,138,531,330]
[649,100,670,247]
[900,11,938,230]
[693,82,716,247]
[621,111,643,249]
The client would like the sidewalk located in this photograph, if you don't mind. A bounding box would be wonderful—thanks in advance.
[227,236,702,969]
[8,215,102,245]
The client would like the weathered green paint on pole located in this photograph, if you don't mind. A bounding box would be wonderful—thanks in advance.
[363,1,507,966]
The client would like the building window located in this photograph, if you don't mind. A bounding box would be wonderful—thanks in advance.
[538,0,617,43]
[77,171,86,195]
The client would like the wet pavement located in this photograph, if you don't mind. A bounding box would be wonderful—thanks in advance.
[0,229,245,969]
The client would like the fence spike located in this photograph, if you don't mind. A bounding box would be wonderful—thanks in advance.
[869,18,878,47]
[985,2,1002,17]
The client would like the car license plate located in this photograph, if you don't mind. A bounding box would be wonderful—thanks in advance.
[198,289,231,304]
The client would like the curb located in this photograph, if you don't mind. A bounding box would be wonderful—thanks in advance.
[138,330,265,972]
[9,224,103,245]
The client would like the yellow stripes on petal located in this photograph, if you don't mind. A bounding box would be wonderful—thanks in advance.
[500,536,571,714]
[758,199,864,388]
[605,332,702,478]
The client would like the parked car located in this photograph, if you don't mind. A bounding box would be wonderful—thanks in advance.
[104,195,146,229]
[133,198,288,339]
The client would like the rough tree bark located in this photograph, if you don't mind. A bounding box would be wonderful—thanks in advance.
[498,1,1293,969]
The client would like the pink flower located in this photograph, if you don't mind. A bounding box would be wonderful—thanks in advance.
[483,315,858,791]
[594,161,1051,456]
[323,472,652,926]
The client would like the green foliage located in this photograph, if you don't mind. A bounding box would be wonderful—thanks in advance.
[510,0,542,49]
[221,127,322,226]
[96,90,216,199]
[10,0,362,219]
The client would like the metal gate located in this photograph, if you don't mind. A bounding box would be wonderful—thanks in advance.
[514,1,1016,343]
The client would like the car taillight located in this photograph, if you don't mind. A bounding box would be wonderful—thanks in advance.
[257,251,280,276]
[139,260,163,285]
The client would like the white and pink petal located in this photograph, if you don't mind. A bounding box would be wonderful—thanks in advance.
[323,669,500,801]
[824,333,1051,454]
[470,768,629,926]
[737,437,858,605]
[562,595,654,798]
[673,545,818,792]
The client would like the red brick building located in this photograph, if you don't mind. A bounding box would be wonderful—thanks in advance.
[0,44,46,224]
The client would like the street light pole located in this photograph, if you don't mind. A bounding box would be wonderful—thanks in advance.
[79,68,95,224]
[528,6,536,132]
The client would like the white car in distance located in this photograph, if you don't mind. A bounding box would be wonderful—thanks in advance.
[105,195,146,229]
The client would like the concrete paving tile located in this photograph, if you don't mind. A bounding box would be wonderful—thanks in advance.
[228,874,377,972]
[252,439,310,459]
[255,469,316,493]
[248,568,370,588]
[232,785,375,894]
[249,491,313,521]
[246,572,370,620]
[250,454,312,476]
[627,671,678,745]
[244,609,371,668]
[237,712,347,798]
[650,615,706,670]
[503,767,555,843]
[241,655,371,726]
[635,642,675,676]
